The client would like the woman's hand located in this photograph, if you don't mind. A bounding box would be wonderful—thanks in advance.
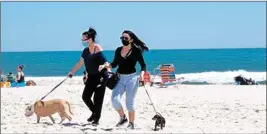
[68,72,74,78]
[98,62,111,72]
[139,74,144,81]
[83,74,88,83]
[139,71,145,81]
[104,62,110,68]
[98,65,105,72]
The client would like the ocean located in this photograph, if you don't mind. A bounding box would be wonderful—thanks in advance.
[1,48,266,85]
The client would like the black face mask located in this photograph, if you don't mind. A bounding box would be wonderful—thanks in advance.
[122,40,130,46]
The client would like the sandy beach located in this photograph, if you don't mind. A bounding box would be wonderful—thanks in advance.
[1,76,266,133]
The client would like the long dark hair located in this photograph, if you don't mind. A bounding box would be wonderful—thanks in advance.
[122,30,149,53]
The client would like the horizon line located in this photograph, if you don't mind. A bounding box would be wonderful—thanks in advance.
[1,47,266,53]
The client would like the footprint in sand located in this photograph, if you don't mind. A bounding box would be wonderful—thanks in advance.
[241,117,246,119]
[254,109,260,113]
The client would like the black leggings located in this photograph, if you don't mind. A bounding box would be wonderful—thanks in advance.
[82,73,106,120]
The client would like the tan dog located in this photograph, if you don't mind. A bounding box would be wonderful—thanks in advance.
[26,80,37,86]
[25,99,73,124]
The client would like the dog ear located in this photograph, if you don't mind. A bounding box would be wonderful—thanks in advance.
[40,101,45,106]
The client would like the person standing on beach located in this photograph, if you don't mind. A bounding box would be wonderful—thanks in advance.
[99,30,149,129]
[68,27,108,126]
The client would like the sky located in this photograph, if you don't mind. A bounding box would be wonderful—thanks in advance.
[1,2,266,52]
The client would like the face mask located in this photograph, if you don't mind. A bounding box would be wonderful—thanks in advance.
[82,41,88,47]
[121,40,130,46]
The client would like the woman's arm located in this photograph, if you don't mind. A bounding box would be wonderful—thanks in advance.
[16,72,21,81]
[95,44,108,65]
[69,48,87,76]
[95,44,112,72]
[137,50,146,80]
[70,57,84,74]
[109,48,120,69]
[138,52,146,72]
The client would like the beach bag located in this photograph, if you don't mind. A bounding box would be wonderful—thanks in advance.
[99,68,120,90]
[105,71,120,90]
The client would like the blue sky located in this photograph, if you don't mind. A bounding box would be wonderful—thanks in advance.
[1,2,266,52]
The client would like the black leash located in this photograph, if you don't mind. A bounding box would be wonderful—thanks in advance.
[40,76,69,101]
[143,84,162,116]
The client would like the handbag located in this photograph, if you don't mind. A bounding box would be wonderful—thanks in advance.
[99,68,120,90]
[105,71,120,90]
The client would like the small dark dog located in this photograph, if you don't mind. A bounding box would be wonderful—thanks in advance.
[152,113,166,131]
[83,71,87,85]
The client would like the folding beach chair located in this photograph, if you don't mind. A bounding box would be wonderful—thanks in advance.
[151,64,184,88]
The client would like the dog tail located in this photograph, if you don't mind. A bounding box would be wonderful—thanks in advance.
[66,101,73,115]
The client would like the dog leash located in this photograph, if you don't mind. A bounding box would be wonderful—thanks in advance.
[40,76,69,100]
[143,84,160,115]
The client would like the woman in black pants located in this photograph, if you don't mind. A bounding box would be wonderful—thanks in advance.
[68,27,108,126]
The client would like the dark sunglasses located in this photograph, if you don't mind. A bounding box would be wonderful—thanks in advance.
[82,34,92,41]
[120,37,129,41]
[82,38,90,41]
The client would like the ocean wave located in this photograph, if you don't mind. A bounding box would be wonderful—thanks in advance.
[175,69,266,85]
[25,70,266,85]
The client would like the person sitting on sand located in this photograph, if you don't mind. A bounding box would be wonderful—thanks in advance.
[7,72,16,83]
[16,65,25,83]
[248,78,257,85]
[0,70,7,82]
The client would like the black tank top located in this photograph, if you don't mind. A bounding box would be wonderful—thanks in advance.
[17,73,25,83]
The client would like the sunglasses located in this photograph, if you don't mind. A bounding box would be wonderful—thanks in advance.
[120,37,130,41]
[82,38,90,42]
[82,35,92,41]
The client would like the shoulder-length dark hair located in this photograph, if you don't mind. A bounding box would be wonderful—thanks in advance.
[122,30,149,53]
